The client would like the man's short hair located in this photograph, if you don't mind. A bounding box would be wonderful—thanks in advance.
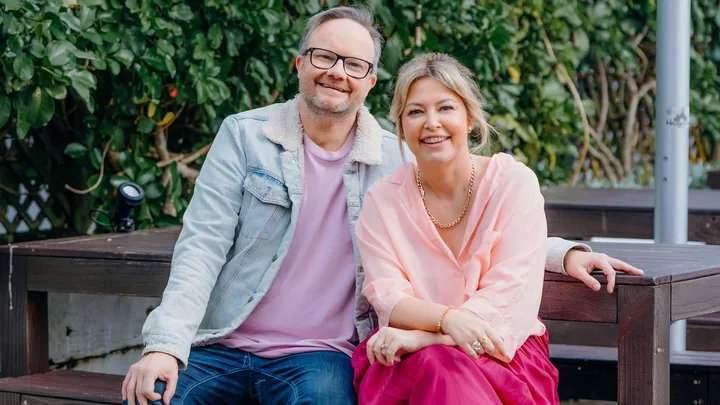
[299,6,384,70]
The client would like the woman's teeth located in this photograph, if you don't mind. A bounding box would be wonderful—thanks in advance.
[421,137,449,144]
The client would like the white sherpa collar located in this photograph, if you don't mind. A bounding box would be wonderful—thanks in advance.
[261,96,383,166]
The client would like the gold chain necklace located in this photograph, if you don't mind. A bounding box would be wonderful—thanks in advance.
[416,160,476,229]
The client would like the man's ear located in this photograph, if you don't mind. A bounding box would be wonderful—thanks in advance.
[368,73,377,90]
[295,55,304,78]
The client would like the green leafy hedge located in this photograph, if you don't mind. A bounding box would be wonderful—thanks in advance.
[1,0,719,236]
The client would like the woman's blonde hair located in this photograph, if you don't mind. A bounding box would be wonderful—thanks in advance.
[390,53,490,154]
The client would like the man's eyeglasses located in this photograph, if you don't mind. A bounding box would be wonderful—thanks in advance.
[303,47,374,79]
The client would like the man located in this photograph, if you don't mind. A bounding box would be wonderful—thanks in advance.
[122,6,642,405]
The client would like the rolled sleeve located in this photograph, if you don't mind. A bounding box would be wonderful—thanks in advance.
[356,192,414,327]
[460,167,548,362]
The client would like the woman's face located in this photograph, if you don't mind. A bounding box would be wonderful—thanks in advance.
[400,77,471,167]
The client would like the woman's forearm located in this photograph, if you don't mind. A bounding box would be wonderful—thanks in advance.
[389,296,451,332]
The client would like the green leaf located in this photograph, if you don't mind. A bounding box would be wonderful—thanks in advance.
[208,24,223,49]
[77,0,105,6]
[110,174,132,188]
[137,117,154,134]
[30,38,45,58]
[44,84,68,100]
[540,81,567,102]
[64,142,89,158]
[13,54,34,81]
[136,169,157,186]
[113,49,135,67]
[47,40,77,66]
[82,29,104,45]
[592,2,613,20]
[169,4,193,21]
[0,95,11,128]
[67,69,97,112]
[107,59,121,75]
[0,0,22,11]
[145,182,165,199]
[25,87,55,128]
[164,55,176,77]
[59,9,82,32]
[78,7,96,31]
[15,114,30,139]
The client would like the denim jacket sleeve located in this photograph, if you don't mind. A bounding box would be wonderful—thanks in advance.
[141,116,247,367]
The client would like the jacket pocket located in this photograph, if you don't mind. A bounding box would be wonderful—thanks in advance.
[240,169,291,240]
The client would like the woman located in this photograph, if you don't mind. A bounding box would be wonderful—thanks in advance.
[352,53,560,404]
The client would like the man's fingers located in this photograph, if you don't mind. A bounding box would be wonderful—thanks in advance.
[163,375,177,405]
[122,373,130,401]
[608,257,644,275]
[140,373,162,402]
[126,374,138,405]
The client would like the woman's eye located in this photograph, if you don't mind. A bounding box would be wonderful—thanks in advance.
[407,109,422,116]
[440,105,454,111]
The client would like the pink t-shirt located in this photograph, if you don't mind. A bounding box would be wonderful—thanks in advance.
[220,129,357,358]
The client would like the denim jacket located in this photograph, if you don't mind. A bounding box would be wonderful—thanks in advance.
[142,96,586,367]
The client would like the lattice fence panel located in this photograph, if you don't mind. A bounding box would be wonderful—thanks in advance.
[1,132,72,243]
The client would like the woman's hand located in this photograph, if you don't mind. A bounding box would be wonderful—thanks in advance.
[440,308,506,359]
[366,327,447,367]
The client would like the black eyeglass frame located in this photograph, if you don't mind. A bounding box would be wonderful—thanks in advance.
[303,47,374,79]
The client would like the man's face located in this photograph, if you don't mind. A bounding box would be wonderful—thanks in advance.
[296,18,378,118]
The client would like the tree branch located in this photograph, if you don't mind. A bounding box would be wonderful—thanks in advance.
[65,142,111,194]
[622,79,656,174]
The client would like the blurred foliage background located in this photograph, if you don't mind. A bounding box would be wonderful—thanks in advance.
[1,0,719,241]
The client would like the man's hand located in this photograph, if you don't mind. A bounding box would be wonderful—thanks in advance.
[122,352,179,405]
[565,250,644,293]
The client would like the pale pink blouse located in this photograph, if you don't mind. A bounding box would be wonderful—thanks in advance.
[356,153,548,362]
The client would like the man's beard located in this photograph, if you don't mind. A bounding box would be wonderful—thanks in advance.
[300,83,362,119]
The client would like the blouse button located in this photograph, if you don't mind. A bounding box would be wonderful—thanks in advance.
[455,272,463,278]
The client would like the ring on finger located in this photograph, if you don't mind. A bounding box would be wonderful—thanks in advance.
[380,344,389,352]
[471,341,483,353]
[479,336,489,346]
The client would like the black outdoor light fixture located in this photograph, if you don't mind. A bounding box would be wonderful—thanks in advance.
[90,182,145,233]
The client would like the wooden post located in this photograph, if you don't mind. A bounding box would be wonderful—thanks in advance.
[618,284,671,405]
[0,254,48,378]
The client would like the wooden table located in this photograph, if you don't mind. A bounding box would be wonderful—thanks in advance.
[2,228,720,404]
[543,188,720,244]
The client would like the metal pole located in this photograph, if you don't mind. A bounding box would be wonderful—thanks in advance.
[655,0,691,352]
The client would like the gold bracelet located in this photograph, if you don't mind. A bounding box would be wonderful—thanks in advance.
[437,306,455,334]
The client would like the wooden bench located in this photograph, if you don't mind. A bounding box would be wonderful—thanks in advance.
[3,228,720,404]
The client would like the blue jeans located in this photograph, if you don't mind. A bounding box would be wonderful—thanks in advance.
[123,344,356,405]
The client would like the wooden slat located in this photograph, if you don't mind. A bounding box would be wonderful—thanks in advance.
[0,393,21,405]
[543,188,720,245]
[672,274,720,321]
[0,227,179,261]
[27,291,49,375]
[551,344,720,368]
[0,370,122,404]
[0,255,30,378]
[22,395,109,405]
[543,188,720,213]
[618,284,671,405]
[26,257,169,297]
[540,281,617,323]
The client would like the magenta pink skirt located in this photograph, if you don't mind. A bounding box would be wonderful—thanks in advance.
[352,329,560,405]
